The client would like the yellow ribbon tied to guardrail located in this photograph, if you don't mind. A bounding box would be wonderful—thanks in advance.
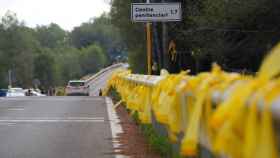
[209,44,280,158]
[104,43,280,158]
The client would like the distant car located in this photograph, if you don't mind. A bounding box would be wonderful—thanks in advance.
[24,89,46,96]
[6,88,25,97]
[0,89,7,97]
[31,90,46,96]
[65,80,89,96]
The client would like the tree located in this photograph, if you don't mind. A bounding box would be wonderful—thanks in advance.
[80,44,108,74]
[55,47,83,84]
[35,23,69,49]
[0,10,120,89]
[70,14,126,63]
[110,0,147,73]
[0,12,39,87]
[33,49,57,89]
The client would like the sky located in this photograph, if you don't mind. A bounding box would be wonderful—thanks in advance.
[0,0,111,31]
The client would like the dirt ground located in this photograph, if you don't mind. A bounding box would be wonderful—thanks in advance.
[113,104,162,158]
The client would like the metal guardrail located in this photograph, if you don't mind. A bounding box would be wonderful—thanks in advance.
[123,74,164,87]
[123,73,280,121]
[106,69,280,158]
[105,40,280,158]
[121,73,214,154]
[85,63,126,85]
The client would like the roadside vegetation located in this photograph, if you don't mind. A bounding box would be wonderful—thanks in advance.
[0,11,127,90]
[2,0,276,89]
[110,0,280,74]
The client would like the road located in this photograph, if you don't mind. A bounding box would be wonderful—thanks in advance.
[88,64,128,96]
[88,71,112,96]
[0,65,126,158]
[0,97,115,158]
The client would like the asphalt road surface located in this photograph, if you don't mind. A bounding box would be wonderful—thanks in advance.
[0,96,115,158]
[88,65,127,96]
[0,65,128,158]
[0,65,127,158]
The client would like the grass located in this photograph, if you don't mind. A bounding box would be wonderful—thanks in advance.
[133,111,183,158]
[107,87,121,103]
[55,87,66,96]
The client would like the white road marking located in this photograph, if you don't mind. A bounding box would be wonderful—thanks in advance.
[65,117,104,120]
[105,97,129,158]
[0,117,105,123]
[0,123,17,126]
[0,117,104,120]
[7,108,25,111]
[0,119,104,123]
[0,97,103,101]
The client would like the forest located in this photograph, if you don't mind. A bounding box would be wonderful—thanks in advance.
[110,0,280,74]
[1,0,280,89]
[0,11,126,89]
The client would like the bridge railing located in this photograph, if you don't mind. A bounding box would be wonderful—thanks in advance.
[105,63,280,158]
[85,63,126,85]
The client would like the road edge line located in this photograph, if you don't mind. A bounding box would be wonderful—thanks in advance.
[105,97,128,158]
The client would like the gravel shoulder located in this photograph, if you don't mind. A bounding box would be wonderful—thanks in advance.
[113,104,162,158]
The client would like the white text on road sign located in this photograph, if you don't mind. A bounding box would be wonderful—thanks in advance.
[131,3,182,22]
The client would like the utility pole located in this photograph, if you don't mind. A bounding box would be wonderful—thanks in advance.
[8,69,12,89]
[146,0,152,75]
[162,0,168,70]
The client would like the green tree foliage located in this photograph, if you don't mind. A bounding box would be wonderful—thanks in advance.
[110,0,147,73]
[55,47,82,84]
[0,11,121,89]
[128,48,147,73]
[0,11,39,87]
[35,23,69,49]
[33,50,57,88]
[70,13,126,62]
[173,0,280,72]
[110,0,280,74]
[80,44,107,74]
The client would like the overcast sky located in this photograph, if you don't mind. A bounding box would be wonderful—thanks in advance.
[0,0,111,30]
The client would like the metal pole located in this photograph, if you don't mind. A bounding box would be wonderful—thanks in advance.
[146,0,152,75]
[8,69,12,89]
[162,0,168,70]
[146,23,152,75]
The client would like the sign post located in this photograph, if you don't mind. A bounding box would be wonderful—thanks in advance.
[131,2,182,75]
[146,22,152,75]
[146,0,152,75]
